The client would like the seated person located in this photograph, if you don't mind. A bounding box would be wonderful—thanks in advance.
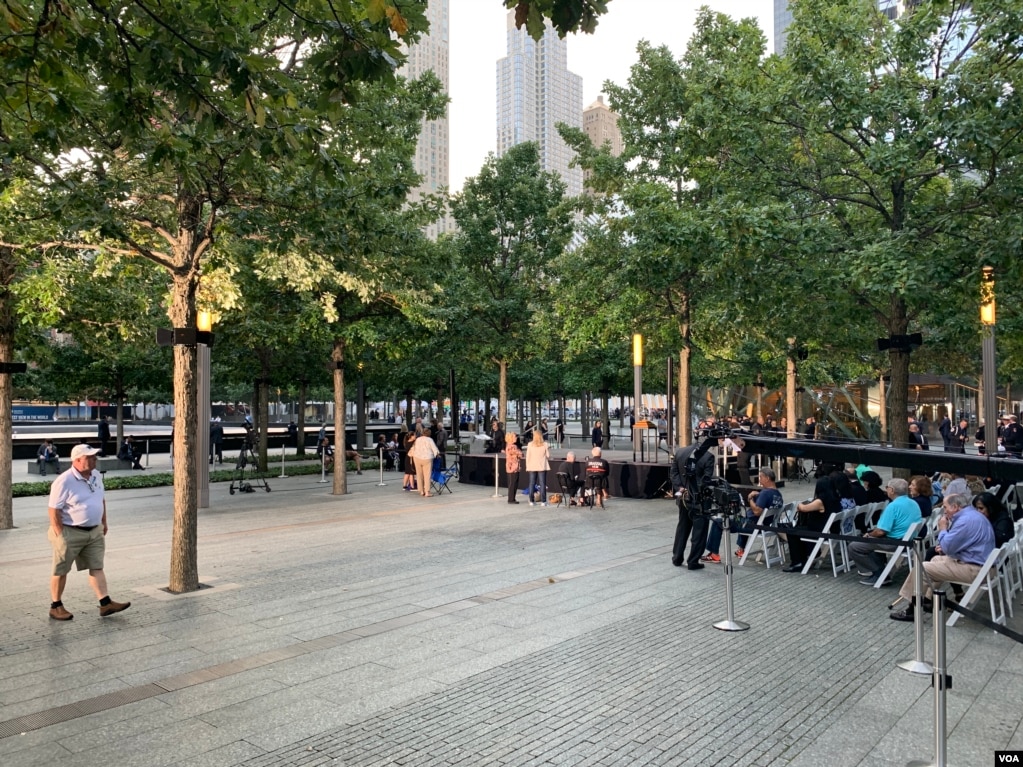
[316,437,335,469]
[557,451,585,504]
[117,436,145,469]
[584,447,610,508]
[702,467,782,563]
[345,448,363,475]
[36,440,61,476]
[890,492,995,621]
[848,477,921,586]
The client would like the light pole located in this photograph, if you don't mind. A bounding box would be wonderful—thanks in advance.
[980,266,997,456]
[196,311,214,509]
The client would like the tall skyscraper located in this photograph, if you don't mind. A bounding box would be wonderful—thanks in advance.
[776,0,912,54]
[496,12,583,197]
[401,0,450,239]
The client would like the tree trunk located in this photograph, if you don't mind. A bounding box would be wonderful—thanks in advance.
[0,256,13,528]
[332,339,348,496]
[258,378,270,472]
[168,271,200,593]
[580,391,589,436]
[498,359,508,427]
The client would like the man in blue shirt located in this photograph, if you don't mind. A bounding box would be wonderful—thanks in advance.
[890,493,996,621]
[850,477,921,585]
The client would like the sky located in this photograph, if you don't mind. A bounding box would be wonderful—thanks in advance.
[446,0,775,192]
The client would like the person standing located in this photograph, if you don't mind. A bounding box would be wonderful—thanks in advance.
[949,418,968,453]
[554,418,565,447]
[1001,414,1022,458]
[669,438,716,570]
[938,414,953,451]
[525,429,551,507]
[47,444,130,621]
[97,415,111,457]
[433,418,448,469]
[411,428,439,497]
[504,433,523,504]
[287,420,298,448]
[591,421,603,449]
[209,418,224,464]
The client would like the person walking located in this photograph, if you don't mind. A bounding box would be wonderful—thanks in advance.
[525,429,551,507]
[47,444,131,621]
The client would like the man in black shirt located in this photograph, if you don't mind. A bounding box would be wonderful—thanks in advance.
[669,438,716,570]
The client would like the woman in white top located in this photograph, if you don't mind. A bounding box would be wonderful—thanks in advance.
[411,428,440,497]
[525,429,552,506]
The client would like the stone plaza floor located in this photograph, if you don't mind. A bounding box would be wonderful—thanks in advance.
[2,462,1022,766]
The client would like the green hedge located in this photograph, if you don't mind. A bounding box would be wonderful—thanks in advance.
[12,459,376,498]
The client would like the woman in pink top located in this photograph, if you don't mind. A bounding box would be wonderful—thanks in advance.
[504,433,523,504]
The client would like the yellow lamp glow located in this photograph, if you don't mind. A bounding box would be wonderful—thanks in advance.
[980,266,995,326]
[633,334,643,366]
[196,311,213,333]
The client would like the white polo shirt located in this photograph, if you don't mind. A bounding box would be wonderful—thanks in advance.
[48,467,105,527]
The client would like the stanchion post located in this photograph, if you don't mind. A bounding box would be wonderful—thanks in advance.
[279,439,288,478]
[377,451,386,487]
[318,451,328,483]
[713,515,750,632]
[932,590,949,767]
[492,452,502,498]
[898,540,933,675]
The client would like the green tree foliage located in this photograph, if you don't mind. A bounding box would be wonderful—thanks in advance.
[449,143,573,425]
[0,0,432,590]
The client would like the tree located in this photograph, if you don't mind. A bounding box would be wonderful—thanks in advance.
[449,143,573,425]
[0,0,433,590]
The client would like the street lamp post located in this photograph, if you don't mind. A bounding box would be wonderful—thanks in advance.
[196,311,213,509]
[981,266,997,456]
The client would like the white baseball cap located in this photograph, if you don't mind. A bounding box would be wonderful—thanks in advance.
[70,444,102,460]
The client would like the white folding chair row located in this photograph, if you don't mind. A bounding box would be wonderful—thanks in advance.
[947,545,1010,628]
[921,508,943,549]
[798,511,842,576]
[863,501,887,531]
[871,520,925,589]
[737,502,790,569]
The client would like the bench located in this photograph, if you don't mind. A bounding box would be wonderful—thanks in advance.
[98,457,134,471]
[26,461,63,476]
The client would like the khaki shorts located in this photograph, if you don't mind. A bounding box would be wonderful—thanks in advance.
[49,526,105,575]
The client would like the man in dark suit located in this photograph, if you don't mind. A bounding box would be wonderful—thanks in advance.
[669,438,716,570]
[97,416,111,457]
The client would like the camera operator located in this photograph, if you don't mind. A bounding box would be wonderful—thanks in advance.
[670,436,716,570]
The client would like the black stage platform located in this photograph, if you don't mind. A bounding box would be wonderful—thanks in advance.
[458,453,673,500]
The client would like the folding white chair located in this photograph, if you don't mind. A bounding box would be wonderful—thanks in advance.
[947,545,1008,628]
[738,502,789,569]
[871,521,924,588]
[998,536,1020,617]
[799,511,841,575]
[832,506,859,576]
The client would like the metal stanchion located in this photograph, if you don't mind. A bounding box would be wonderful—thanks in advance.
[279,441,288,478]
[898,540,933,675]
[377,451,386,487]
[492,452,502,498]
[914,589,949,767]
[713,515,750,632]
[318,451,328,483]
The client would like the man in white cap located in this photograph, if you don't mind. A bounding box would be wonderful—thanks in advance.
[47,444,131,620]
[1001,414,1022,458]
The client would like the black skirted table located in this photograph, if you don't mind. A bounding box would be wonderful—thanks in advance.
[458,453,673,500]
